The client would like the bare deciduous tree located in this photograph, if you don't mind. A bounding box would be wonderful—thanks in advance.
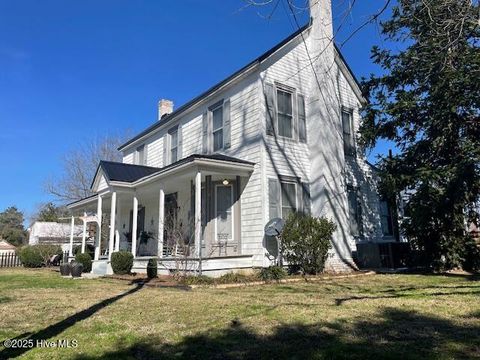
[44,133,129,203]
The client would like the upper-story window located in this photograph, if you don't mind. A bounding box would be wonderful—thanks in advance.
[202,99,231,154]
[163,125,182,166]
[277,89,293,138]
[169,127,178,163]
[265,82,307,143]
[342,108,355,156]
[212,103,224,151]
[136,144,146,165]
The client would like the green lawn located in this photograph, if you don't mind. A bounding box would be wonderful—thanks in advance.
[0,268,479,359]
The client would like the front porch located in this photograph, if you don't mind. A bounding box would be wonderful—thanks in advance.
[67,154,255,276]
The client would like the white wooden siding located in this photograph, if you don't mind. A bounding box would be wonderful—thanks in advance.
[118,27,383,271]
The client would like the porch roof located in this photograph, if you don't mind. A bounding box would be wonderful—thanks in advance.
[70,153,255,209]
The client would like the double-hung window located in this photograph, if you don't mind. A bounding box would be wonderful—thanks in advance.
[169,128,178,163]
[268,177,311,221]
[342,109,355,156]
[265,82,307,142]
[203,99,231,154]
[277,88,293,138]
[281,181,297,219]
[212,104,224,151]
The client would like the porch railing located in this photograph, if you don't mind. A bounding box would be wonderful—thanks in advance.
[162,245,186,258]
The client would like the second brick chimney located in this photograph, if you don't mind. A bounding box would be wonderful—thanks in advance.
[158,99,174,120]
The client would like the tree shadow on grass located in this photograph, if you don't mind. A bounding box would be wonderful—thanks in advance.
[0,280,151,359]
[335,287,480,305]
[74,308,480,360]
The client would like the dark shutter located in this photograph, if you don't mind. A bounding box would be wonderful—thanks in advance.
[206,176,213,222]
[223,99,231,149]
[202,110,209,154]
[268,178,281,219]
[177,124,183,159]
[265,83,276,136]
[298,94,307,143]
[347,186,360,236]
[162,134,168,166]
[189,180,195,230]
[302,182,311,215]
[143,145,149,165]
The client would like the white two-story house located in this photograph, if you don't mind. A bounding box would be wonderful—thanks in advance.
[67,0,397,276]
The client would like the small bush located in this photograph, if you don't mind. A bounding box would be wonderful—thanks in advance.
[17,245,62,268]
[75,252,92,273]
[281,213,336,275]
[73,244,95,260]
[111,251,134,275]
[217,272,252,284]
[259,266,287,281]
[17,246,43,268]
[147,258,158,278]
[179,275,214,285]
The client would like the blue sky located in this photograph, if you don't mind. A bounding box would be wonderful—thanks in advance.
[0,0,393,221]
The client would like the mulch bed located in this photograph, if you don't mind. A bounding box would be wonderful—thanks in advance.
[103,270,376,290]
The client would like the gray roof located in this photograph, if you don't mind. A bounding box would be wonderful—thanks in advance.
[99,161,160,183]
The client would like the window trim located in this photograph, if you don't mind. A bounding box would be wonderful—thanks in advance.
[168,126,178,164]
[208,100,225,152]
[212,105,224,152]
[276,87,294,139]
[280,180,297,219]
[214,183,234,242]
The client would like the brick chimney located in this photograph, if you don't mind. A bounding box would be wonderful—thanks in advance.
[158,99,174,121]
[309,0,334,63]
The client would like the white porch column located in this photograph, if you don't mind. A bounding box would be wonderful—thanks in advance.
[108,191,117,260]
[81,212,87,254]
[69,215,75,257]
[194,171,202,258]
[157,188,165,258]
[131,195,138,257]
[94,195,103,260]
[115,199,121,252]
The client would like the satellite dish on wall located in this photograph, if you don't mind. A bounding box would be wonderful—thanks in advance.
[264,218,285,237]
[264,218,285,266]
